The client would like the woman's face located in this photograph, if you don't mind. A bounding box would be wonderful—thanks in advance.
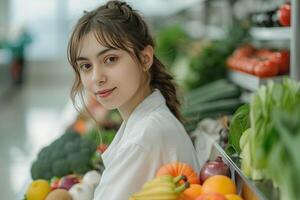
[76,32,150,110]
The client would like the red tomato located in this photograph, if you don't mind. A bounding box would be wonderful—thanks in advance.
[227,57,241,71]
[255,49,274,58]
[275,51,290,74]
[256,50,290,75]
[278,3,291,26]
[232,45,256,59]
[254,60,279,78]
[242,58,260,75]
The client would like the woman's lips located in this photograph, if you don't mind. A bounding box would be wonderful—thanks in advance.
[96,88,116,98]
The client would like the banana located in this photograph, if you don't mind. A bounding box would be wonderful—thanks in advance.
[129,175,190,200]
[142,175,186,190]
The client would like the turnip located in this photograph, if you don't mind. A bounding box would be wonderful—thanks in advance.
[82,170,101,189]
[69,183,93,200]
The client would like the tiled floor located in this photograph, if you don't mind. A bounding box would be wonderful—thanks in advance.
[0,59,75,199]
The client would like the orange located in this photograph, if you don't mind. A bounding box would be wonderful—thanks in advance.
[179,184,202,200]
[202,175,237,195]
[225,194,244,200]
[196,192,227,200]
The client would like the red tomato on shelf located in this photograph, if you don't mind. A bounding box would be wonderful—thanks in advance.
[232,45,256,59]
[255,50,290,75]
[254,60,279,78]
[278,3,291,26]
[275,51,290,74]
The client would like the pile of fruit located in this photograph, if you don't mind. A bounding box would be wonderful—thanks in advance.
[130,159,244,200]
[25,170,101,200]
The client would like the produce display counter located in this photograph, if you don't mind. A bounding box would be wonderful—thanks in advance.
[212,143,279,200]
[250,27,290,41]
[228,70,287,92]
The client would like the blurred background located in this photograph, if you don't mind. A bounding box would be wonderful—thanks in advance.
[0,0,294,199]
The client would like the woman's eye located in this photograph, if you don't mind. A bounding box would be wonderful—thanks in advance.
[104,56,118,65]
[79,63,91,71]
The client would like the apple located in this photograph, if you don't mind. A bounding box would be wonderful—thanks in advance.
[196,193,227,200]
[50,176,60,191]
[58,175,80,190]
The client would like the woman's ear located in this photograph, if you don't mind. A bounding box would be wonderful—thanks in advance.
[141,45,154,71]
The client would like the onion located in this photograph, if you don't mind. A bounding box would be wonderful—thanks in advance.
[199,156,231,183]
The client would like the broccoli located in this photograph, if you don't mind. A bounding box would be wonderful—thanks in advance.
[31,130,97,180]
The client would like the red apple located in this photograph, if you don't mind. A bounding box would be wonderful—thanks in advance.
[50,177,60,191]
[196,192,227,200]
[58,175,80,190]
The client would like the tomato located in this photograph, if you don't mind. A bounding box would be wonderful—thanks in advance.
[254,60,279,78]
[255,49,274,58]
[227,57,259,75]
[256,50,290,75]
[278,3,291,26]
[241,58,260,75]
[275,51,290,74]
[232,45,255,59]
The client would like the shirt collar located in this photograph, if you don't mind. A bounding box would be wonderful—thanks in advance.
[101,89,165,167]
[124,88,166,133]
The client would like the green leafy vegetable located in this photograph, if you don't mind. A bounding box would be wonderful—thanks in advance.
[228,104,250,154]
[234,78,300,199]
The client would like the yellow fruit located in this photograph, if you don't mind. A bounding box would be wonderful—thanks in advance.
[225,194,244,200]
[202,175,237,195]
[26,179,51,200]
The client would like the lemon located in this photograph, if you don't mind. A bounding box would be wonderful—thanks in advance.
[26,179,51,200]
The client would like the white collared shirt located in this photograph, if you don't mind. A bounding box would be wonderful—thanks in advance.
[93,89,200,200]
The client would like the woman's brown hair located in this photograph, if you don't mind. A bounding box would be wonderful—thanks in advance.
[67,0,184,123]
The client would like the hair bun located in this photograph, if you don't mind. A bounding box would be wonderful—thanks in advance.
[107,1,133,11]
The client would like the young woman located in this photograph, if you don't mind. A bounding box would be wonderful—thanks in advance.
[67,1,200,199]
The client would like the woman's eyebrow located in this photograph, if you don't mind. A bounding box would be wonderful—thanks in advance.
[76,48,115,61]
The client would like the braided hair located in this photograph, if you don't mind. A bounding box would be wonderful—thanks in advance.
[68,0,184,123]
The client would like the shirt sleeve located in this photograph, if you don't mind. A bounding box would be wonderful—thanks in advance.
[93,144,161,200]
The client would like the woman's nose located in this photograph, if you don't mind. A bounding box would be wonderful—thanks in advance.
[92,64,106,85]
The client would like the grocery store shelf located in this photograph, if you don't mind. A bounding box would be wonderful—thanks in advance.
[213,143,279,200]
[250,27,291,40]
[291,0,300,80]
[228,70,288,91]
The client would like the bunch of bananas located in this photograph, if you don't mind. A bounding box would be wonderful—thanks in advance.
[129,175,190,200]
